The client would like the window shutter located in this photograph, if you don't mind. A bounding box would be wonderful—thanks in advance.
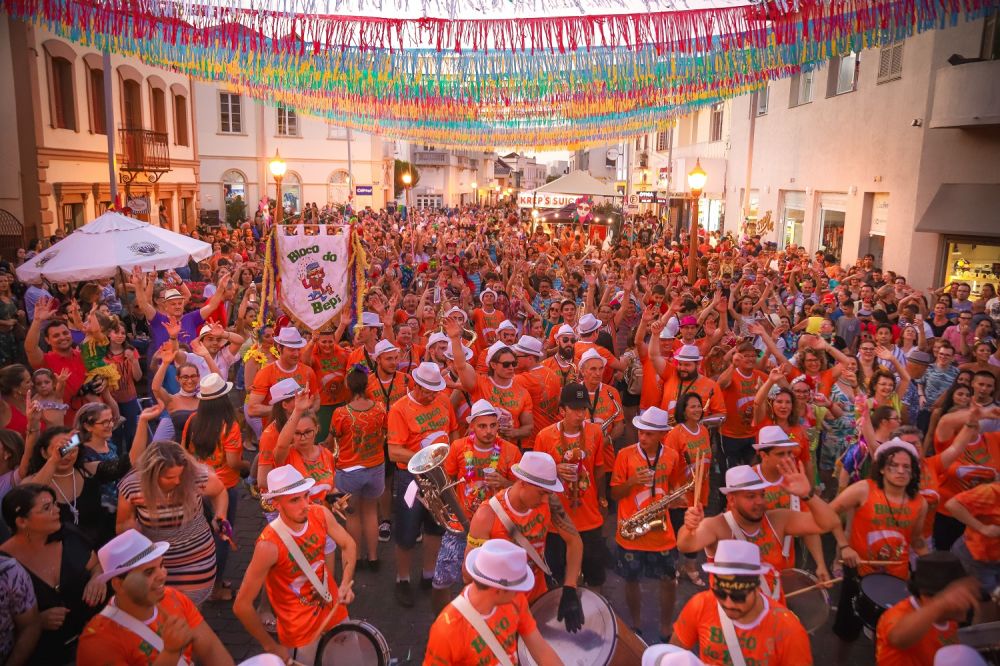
[890,43,904,78]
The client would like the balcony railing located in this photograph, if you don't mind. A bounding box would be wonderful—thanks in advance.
[119,128,171,173]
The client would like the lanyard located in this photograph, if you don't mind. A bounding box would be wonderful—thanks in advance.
[363,348,376,372]
[588,385,601,421]
[640,444,662,496]
[377,371,398,410]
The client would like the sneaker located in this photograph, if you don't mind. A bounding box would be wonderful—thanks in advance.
[395,580,415,608]
[378,521,391,543]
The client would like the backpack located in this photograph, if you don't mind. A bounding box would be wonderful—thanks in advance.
[622,349,643,396]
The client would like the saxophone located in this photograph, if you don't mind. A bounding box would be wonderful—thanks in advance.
[619,480,695,540]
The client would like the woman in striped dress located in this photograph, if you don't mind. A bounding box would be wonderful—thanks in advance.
[115,440,228,606]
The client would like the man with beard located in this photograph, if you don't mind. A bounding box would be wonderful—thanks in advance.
[547,300,580,349]
[875,553,980,665]
[366,339,411,411]
[513,335,562,450]
[543,324,579,386]
[677,465,840,605]
[646,324,725,424]
[671,540,811,665]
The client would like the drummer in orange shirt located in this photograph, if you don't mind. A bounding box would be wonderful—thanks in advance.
[425,539,560,666]
[875,552,980,666]
[234,465,357,665]
[671,540,812,665]
[611,405,687,642]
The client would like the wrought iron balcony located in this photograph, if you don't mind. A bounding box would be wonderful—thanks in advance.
[118,128,171,174]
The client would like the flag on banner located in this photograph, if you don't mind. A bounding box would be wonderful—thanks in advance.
[274,225,350,331]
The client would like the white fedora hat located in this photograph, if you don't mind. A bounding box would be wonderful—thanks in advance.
[674,344,702,362]
[274,327,307,348]
[753,425,798,451]
[934,645,988,666]
[512,335,543,358]
[97,529,170,583]
[238,656,287,666]
[372,338,399,358]
[467,398,499,423]
[578,347,606,369]
[263,465,317,500]
[577,313,602,336]
[444,306,468,322]
[427,331,450,348]
[360,311,384,328]
[875,438,920,462]
[465,539,535,592]
[511,451,564,492]
[702,540,767,577]
[160,288,183,301]
[643,645,705,666]
[555,324,576,339]
[497,320,517,333]
[412,361,446,391]
[269,377,302,403]
[198,372,233,400]
[480,288,498,301]
[443,344,474,361]
[633,406,672,432]
[485,340,511,365]
[659,326,675,340]
[720,465,774,495]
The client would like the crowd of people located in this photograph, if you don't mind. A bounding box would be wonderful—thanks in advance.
[0,201,998,666]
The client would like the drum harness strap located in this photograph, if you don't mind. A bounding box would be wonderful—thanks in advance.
[99,599,192,666]
[269,517,343,645]
[722,511,781,601]
[450,594,515,666]
[716,603,748,666]
[488,495,553,577]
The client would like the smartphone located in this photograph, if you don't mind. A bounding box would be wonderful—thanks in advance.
[60,434,81,457]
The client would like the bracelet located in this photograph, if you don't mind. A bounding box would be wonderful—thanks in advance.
[800,487,816,501]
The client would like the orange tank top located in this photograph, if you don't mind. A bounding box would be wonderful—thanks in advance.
[849,479,924,579]
[488,487,552,602]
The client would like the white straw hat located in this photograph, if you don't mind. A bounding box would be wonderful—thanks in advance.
[427,331,450,348]
[412,361,446,391]
[372,338,399,358]
[274,327,307,348]
[443,344,474,361]
[360,311,384,328]
[643,645,705,666]
[632,406,671,432]
[238,656,287,666]
[263,465,317,500]
[480,288,498,301]
[160,288,183,301]
[875,438,920,462]
[497,320,517,333]
[445,306,468,322]
[555,324,576,339]
[702,540,767,576]
[754,425,799,451]
[467,398,499,423]
[674,344,702,362]
[485,340,510,365]
[96,529,170,583]
[269,378,302,403]
[198,372,233,400]
[577,313,602,335]
[512,335,544,358]
[578,347,606,370]
[511,451,564,492]
[720,465,774,495]
[465,539,535,592]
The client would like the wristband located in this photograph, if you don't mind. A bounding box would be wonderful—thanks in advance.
[800,487,816,501]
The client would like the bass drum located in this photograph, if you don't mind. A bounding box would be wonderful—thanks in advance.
[852,573,908,632]
[780,568,830,634]
[315,620,391,666]
[517,587,646,666]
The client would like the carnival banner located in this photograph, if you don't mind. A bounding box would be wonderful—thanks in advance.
[275,225,350,331]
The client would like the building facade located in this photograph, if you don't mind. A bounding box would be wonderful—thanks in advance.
[0,19,199,243]
[724,16,1000,288]
[408,146,494,208]
[195,82,395,222]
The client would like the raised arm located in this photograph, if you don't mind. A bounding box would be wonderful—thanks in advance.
[24,296,57,369]
[447,318,476,392]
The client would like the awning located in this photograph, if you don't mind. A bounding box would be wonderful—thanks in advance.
[915,184,1000,237]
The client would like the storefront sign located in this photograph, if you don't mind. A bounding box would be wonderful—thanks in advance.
[127,196,150,214]
[355,185,373,196]
[638,191,657,203]
[870,193,889,236]
[517,192,580,209]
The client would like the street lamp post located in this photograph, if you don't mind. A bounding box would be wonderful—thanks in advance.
[402,171,412,212]
[687,159,707,284]
[269,150,287,224]
[470,181,477,206]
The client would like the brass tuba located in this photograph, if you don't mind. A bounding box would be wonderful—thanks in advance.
[407,443,469,534]
[619,480,695,540]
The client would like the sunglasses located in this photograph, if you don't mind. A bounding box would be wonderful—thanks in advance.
[493,360,517,368]
[712,588,752,603]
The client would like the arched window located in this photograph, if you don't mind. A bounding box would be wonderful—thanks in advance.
[43,41,78,131]
[281,172,302,214]
[118,65,144,130]
[222,170,246,203]
[147,75,167,134]
[328,170,351,204]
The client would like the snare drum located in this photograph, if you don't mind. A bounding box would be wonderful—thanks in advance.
[517,587,646,666]
[852,573,908,631]
[780,568,830,634]
[315,620,390,666]
[958,621,1000,666]
[699,416,727,430]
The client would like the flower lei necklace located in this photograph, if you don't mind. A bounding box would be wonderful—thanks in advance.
[243,344,280,365]
[463,436,501,504]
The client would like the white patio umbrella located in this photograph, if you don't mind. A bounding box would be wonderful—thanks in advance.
[16,212,213,283]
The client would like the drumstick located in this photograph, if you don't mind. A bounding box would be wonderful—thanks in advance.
[692,452,704,507]
[785,577,843,598]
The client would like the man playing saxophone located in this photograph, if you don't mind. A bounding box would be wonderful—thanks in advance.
[611,406,689,643]
[430,399,522,614]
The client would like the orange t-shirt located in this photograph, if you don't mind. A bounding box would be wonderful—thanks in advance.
[720,368,766,439]
[612,443,686,551]
[533,422,606,532]
[660,371,726,423]
[259,505,348,648]
[77,587,202,666]
[386,392,458,470]
[919,455,944,539]
[875,597,958,666]
[754,418,811,469]
[258,422,280,471]
[346,345,377,373]
[424,588,537,666]
[664,423,711,507]
[472,308,505,350]
[848,480,925,579]
[583,382,624,465]
[514,365,562,450]
[395,344,424,374]
[638,348,665,411]
[785,367,836,397]
[936,432,999,517]
[366,371,411,411]
[285,446,337,499]
[310,345,350,406]
[470,376,533,446]
[487,487,551,602]
[182,418,242,488]
[442,435,521,518]
[573,340,616,383]
[951,481,1000,562]
[672,590,813,666]
[541,355,578,387]
[251,361,321,425]
[331,402,387,469]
